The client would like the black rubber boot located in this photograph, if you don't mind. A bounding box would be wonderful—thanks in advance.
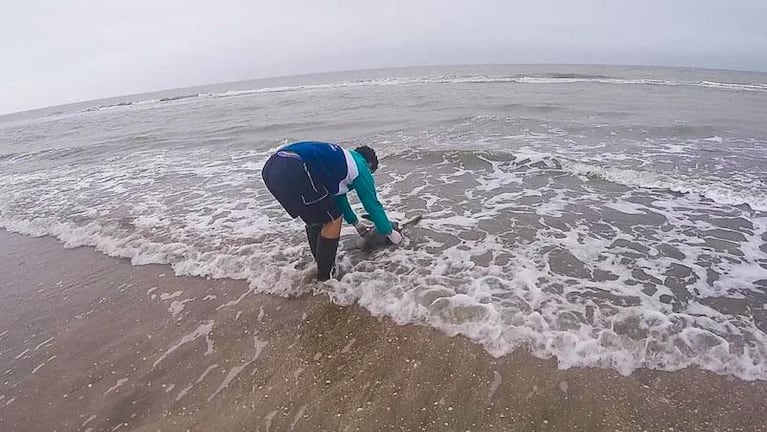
[305,224,322,258]
[315,235,339,281]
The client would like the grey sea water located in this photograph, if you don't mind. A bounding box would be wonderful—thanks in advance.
[1,65,766,379]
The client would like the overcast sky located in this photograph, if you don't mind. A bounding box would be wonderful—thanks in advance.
[2,0,766,114]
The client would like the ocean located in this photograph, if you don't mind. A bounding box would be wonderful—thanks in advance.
[2,64,766,381]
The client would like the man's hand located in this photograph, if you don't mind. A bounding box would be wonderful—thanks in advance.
[387,229,406,245]
[354,222,371,237]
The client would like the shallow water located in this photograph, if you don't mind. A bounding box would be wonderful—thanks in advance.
[2,65,766,380]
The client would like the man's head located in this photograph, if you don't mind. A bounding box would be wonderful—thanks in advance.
[355,145,379,173]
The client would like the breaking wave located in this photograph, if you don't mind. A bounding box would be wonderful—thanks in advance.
[78,74,767,113]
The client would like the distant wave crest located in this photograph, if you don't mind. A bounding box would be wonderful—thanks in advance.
[398,148,767,213]
[80,75,767,113]
[502,150,767,212]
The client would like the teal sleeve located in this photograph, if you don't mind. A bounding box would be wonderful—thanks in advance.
[351,155,393,235]
[335,194,358,225]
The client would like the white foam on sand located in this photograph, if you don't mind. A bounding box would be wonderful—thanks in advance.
[341,338,356,354]
[81,415,97,429]
[488,371,502,399]
[103,378,129,396]
[323,149,767,380]
[168,298,195,318]
[31,355,56,374]
[207,336,267,402]
[160,291,183,301]
[2,132,767,382]
[264,410,278,432]
[290,404,308,430]
[153,321,215,369]
[175,363,219,402]
[175,384,194,402]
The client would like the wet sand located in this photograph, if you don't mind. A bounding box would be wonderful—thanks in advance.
[1,229,766,432]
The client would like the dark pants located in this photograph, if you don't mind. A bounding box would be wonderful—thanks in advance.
[262,152,341,281]
[261,152,341,225]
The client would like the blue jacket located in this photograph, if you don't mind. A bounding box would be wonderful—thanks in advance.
[280,141,394,234]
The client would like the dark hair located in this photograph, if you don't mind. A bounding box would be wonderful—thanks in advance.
[355,145,378,172]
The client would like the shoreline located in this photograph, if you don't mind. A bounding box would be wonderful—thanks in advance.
[1,229,766,432]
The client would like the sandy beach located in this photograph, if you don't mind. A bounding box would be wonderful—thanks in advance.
[0,229,765,431]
